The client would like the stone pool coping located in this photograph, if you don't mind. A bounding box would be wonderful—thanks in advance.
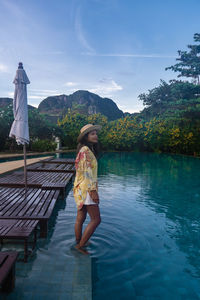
[0,149,76,159]
[0,156,53,175]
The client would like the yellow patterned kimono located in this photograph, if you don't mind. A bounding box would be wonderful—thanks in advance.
[73,145,98,210]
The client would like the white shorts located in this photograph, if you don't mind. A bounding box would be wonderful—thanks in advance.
[84,191,97,205]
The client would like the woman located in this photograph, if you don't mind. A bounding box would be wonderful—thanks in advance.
[73,123,102,254]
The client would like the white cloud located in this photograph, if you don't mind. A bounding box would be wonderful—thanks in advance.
[63,78,123,98]
[28,89,62,104]
[0,63,9,72]
[7,92,14,97]
[89,78,123,98]
[82,53,176,58]
[74,6,95,54]
[29,95,43,99]
[64,82,78,87]
[30,89,60,95]
[7,89,61,105]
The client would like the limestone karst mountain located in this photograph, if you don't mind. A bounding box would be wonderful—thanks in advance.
[38,90,124,121]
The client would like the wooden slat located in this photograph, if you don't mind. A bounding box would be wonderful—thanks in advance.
[15,189,42,217]
[43,158,75,164]
[0,187,60,221]
[0,188,34,217]
[26,159,75,173]
[27,190,51,217]
[0,219,39,238]
[27,166,75,173]
[38,190,59,218]
[0,188,27,214]
[0,226,11,235]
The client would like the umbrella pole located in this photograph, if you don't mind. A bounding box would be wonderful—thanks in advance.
[24,144,27,194]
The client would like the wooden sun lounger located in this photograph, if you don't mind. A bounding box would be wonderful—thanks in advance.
[0,187,60,238]
[26,162,75,173]
[0,219,39,262]
[0,251,18,292]
[0,171,73,198]
[44,158,75,164]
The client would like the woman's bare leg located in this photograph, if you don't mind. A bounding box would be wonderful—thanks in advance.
[74,205,87,244]
[76,204,101,248]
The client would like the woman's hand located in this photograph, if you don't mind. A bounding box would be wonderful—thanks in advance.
[89,190,99,204]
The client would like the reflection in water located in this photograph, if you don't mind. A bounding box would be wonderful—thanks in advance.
[71,250,92,298]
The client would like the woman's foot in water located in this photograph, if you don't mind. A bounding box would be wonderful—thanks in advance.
[74,244,89,255]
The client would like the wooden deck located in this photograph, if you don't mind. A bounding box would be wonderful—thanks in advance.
[0,171,73,197]
[43,158,75,165]
[0,156,75,269]
[26,162,75,173]
[0,187,60,237]
[25,158,75,173]
[0,219,39,262]
[0,251,18,292]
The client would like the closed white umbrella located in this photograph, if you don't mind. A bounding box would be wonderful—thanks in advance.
[9,62,30,191]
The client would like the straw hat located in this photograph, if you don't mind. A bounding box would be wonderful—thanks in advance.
[77,124,102,143]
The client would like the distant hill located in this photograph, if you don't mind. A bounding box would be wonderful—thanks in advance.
[38,90,124,121]
[0,98,12,108]
[0,97,36,111]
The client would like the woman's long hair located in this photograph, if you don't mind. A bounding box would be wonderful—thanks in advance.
[76,132,101,159]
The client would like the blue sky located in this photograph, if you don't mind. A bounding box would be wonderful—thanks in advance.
[0,0,199,113]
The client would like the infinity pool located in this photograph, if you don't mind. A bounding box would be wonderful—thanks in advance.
[89,151,200,299]
[2,151,200,299]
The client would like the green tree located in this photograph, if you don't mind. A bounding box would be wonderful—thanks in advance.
[165,33,200,84]
[139,80,200,107]
[58,112,108,149]
[28,109,62,141]
[58,112,88,148]
[138,79,172,107]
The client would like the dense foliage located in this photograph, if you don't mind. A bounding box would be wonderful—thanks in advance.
[0,105,61,152]
[31,139,57,152]
[138,79,200,107]
[58,109,200,155]
[58,112,108,149]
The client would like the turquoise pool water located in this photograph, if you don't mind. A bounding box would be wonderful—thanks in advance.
[90,151,200,299]
[1,151,200,299]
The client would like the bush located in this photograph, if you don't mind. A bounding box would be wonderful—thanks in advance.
[31,139,57,152]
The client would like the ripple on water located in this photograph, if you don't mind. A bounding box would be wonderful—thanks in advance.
[65,152,200,299]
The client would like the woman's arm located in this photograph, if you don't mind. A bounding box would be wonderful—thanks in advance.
[76,147,99,203]
[88,190,99,204]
